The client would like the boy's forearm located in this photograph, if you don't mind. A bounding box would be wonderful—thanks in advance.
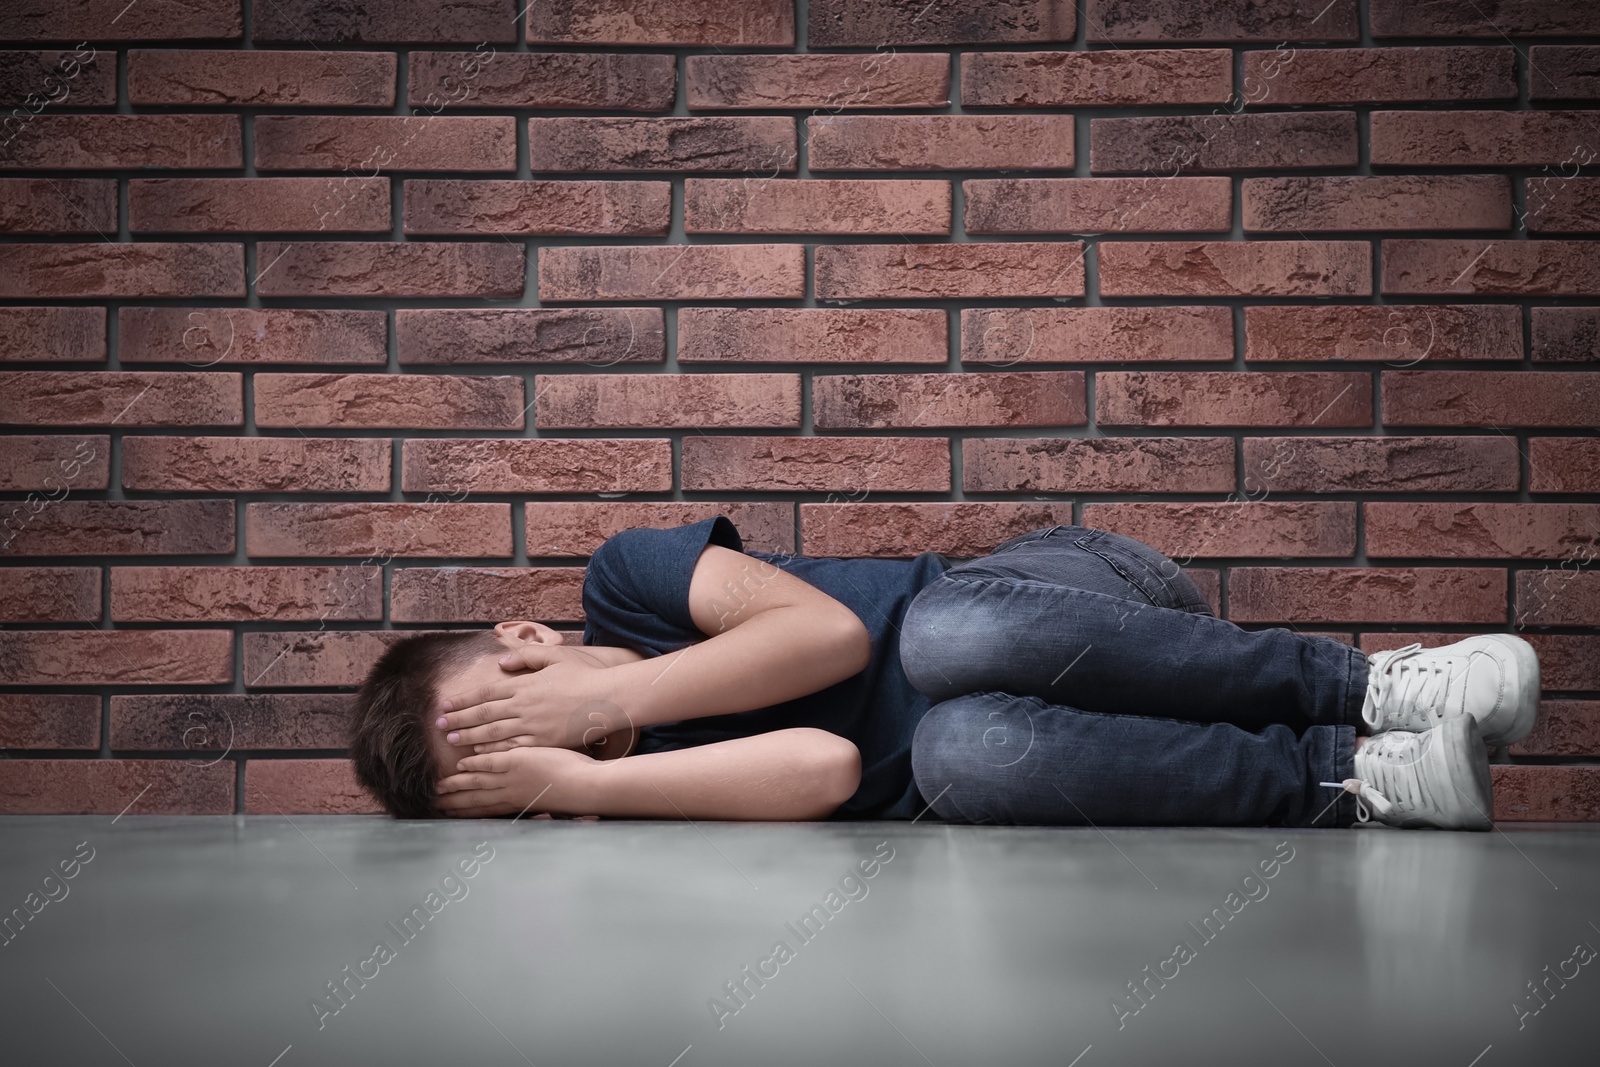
[570,729,861,821]
[598,605,870,728]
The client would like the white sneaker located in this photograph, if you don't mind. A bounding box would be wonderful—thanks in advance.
[1323,717,1494,830]
[1362,636,1540,747]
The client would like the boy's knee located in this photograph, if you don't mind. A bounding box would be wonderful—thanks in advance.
[912,694,1036,821]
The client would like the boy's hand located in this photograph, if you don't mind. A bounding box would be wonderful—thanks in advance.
[434,645,629,751]
[434,747,595,818]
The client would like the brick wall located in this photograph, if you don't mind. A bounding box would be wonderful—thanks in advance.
[1,0,1597,819]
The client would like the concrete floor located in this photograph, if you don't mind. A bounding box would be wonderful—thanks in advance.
[1,817,1596,1067]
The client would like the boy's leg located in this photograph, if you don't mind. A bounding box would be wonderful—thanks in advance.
[910,690,1357,828]
[900,525,1366,735]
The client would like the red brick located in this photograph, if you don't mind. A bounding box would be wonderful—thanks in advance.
[0,568,100,622]
[0,178,116,234]
[1371,111,1598,167]
[810,0,1074,46]
[966,177,1230,233]
[246,503,512,559]
[1531,308,1600,362]
[963,306,1231,364]
[1371,1,1600,36]
[526,502,795,557]
[1244,176,1510,232]
[118,307,387,365]
[1492,766,1600,823]
[1517,570,1600,628]
[1529,635,1600,690]
[1244,305,1521,362]
[254,242,524,298]
[241,629,450,688]
[964,49,1229,107]
[1510,701,1600,757]
[0,48,116,105]
[403,439,672,495]
[684,178,950,235]
[539,244,803,301]
[1382,371,1600,428]
[0,630,233,686]
[1086,0,1357,42]
[802,503,1077,558]
[813,371,1085,429]
[529,0,794,45]
[1242,46,1515,105]
[1526,177,1600,233]
[392,567,584,623]
[244,759,383,815]
[1091,113,1357,173]
[123,437,390,493]
[110,693,355,751]
[0,500,234,556]
[0,2,240,39]
[254,373,524,430]
[403,179,669,236]
[408,51,675,111]
[688,54,949,109]
[0,694,99,749]
[255,1,515,43]
[0,115,241,169]
[0,243,244,299]
[1228,568,1507,625]
[254,116,514,172]
[1530,46,1600,100]
[963,437,1236,494]
[536,372,800,429]
[1098,371,1370,427]
[528,117,795,173]
[1100,241,1369,297]
[0,307,105,362]
[0,371,241,427]
[809,115,1073,170]
[1242,436,1520,494]
[0,760,233,815]
[0,435,109,491]
[128,49,395,107]
[1383,239,1600,296]
[1085,502,1356,559]
[130,177,390,233]
[816,243,1085,300]
[1530,439,1600,493]
[682,437,950,493]
[397,307,664,365]
[1366,504,1600,560]
[110,566,382,623]
[679,308,947,364]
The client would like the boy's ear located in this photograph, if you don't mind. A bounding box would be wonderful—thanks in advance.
[492,620,566,647]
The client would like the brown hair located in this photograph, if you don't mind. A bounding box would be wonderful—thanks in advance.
[349,629,506,818]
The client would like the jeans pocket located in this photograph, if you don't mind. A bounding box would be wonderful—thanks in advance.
[1072,531,1187,610]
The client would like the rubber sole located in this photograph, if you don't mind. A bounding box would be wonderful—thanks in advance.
[1439,715,1495,831]
[1484,634,1542,747]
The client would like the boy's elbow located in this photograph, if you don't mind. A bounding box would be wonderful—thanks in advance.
[831,612,873,678]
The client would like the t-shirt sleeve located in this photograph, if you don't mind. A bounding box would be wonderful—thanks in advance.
[581,515,744,655]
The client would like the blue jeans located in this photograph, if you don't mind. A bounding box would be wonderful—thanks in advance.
[901,525,1364,828]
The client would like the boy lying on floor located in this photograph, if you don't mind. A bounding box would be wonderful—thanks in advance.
[349,516,1540,830]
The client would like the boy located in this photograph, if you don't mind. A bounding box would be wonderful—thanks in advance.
[350,516,1540,830]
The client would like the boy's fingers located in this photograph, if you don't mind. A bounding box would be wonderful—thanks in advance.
[434,681,513,717]
[435,790,502,811]
[497,645,563,672]
[437,698,522,733]
[448,720,521,747]
[436,770,500,793]
[453,752,510,774]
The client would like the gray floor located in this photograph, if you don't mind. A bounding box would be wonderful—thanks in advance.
[1,817,1596,1066]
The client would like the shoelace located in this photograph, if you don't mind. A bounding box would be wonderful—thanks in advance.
[1362,642,1451,732]
[1320,733,1434,824]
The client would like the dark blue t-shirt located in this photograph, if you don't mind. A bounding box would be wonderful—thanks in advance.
[580,515,951,819]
